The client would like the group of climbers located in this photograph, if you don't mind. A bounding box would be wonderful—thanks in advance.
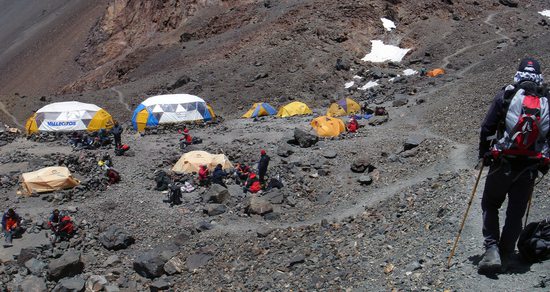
[2,208,75,248]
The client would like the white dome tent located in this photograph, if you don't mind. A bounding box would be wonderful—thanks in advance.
[131,94,215,131]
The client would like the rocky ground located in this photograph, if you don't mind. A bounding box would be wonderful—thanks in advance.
[0,0,550,291]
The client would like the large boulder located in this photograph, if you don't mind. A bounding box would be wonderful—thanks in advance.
[403,136,424,151]
[205,204,227,216]
[293,128,318,148]
[263,189,284,204]
[25,258,47,276]
[133,246,179,279]
[47,250,84,281]
[246,196,273,215]
[98,226,135,250]
[350,157,375,173]
[19,275,47,292]
[202,184,230,203]
[86,275,108,292]
[368,115,388,126]
[52,276,85,292]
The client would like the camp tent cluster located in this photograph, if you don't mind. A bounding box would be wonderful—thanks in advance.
[26,101,114,135]
[241,101,313,118]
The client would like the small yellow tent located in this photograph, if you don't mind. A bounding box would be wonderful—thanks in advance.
[172,151,233,174]
[311,116,346,137]
[20,167,80,196]
[242,103,277,118]
[277,101,313,117]
[326,98,361,117]
[426,68,445,77]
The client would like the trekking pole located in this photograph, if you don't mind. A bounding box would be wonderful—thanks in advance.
[447,162,485,268]
[524,194,532,228]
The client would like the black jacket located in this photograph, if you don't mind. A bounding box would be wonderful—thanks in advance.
[258,154,270,174]
[111,125,123,136]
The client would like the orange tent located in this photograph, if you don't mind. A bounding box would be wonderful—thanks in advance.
[426,68,445,77]
[310,116,346,137]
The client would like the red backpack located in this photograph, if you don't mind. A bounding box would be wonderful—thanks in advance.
[494,87,549,158]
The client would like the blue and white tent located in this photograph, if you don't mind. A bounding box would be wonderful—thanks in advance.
[132,94,214,131]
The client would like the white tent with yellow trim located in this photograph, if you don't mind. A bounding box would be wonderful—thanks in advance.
[132,94,215,132]
[172,151,233,174]
[26,101,114,135]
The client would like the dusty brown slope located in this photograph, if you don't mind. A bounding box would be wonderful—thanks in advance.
[0,0,512,124]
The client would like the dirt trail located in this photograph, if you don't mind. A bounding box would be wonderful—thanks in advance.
[0,101,22,128]
[442,12,511,71]
[110,87,132,113]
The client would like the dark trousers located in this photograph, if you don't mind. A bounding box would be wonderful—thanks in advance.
[481,163,536,252]
[114,135,122,148]
[3,227,24,244]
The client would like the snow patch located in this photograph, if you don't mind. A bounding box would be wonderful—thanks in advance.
[381,18,396,31]
[403,69,418,76]
[345,81,355,89]
[539,10,550,18]
[353,75,363,80]
[362,40,411,63]
[359,81,378,90]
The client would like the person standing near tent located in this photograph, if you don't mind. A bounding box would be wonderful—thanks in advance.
[347,116,359,133]
[2,208,23,247]
[477,57,549,273]
[258,150,270,183]
[111,122,123,149]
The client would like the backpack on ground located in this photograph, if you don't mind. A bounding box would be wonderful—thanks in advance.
[493,83,550,158]
[517,218,550,262]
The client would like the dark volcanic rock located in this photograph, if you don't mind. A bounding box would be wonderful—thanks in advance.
[25,258,47,276]
[350,157,374,173]
[52,276,85,292]
[202,184,230,203]
[98,226,135,250]
[47,250,84,281]
[293,128,318,148]
[246,196,273,215]
[20,275,47,292]
[133,243,181,279]
[499,0,518,7]
[205,204,227,216]
[277,143,294,157]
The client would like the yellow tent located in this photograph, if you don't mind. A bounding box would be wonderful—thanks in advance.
[426,68,445,77]
[20,167,80,196]
[277,101,313,117]
[172,151,233,174]
[326,98,361,117]
[310,116,346,137]
[242,103,277,118]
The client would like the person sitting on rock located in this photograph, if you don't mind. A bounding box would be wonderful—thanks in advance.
[198,165,210,187]
[69,132,83,148]
[97,128,111,146]
[48,209,75,245]
[347,116,359,133]
[234,163,251,185]
[179,128,193,149]
[243,172,262,194]
[2,208,24,247]
[212,164,228,188]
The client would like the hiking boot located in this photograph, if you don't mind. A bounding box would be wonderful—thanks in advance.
[478,246,501,273]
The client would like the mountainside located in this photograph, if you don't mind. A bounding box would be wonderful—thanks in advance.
[1,0,550,291]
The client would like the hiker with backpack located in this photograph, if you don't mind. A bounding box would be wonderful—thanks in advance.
[477,57,549,273]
